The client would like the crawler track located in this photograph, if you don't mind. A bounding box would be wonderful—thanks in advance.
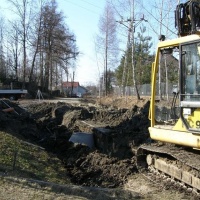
[136,143,200,194]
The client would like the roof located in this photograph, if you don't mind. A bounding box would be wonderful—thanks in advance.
[79,85,88,92]
[62,82,79,87]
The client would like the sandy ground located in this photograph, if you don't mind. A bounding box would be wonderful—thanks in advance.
[0,173,191,200]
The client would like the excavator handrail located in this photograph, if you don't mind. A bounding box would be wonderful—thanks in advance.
[181,101,200,107]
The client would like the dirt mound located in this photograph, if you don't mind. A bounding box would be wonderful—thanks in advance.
[64,146,136,188]
[0,99,150,188]
[96,96,150,109]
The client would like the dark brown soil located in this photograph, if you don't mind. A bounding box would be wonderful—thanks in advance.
[1,97,199,199]
[0,99,150,188]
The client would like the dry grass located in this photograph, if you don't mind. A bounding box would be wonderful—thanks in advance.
[96,96,150,109]
[0,177,87,200]
[0,175,141,200]
[0,131,69,184]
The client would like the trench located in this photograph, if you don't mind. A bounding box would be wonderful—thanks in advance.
[0,100,151,188]
[0,99,197,199]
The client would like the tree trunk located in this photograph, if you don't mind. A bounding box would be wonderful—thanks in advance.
[131,0,140,100]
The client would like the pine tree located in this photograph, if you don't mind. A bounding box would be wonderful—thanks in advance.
[115,26,154,87]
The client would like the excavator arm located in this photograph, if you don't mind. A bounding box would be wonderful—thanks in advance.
[175,0,200,36]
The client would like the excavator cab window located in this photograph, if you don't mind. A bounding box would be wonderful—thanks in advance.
[152,45,180,124]
[180,41,200,101]
[180,40,200,131]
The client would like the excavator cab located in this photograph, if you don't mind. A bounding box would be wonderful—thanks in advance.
[136,1,200,192]
[148,0,200,148]
[149,36,200,147]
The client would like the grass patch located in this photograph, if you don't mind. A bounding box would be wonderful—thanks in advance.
[0,131,70,184]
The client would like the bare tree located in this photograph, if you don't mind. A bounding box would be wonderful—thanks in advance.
[36,0,78,92]
[28,0,45,84]
[4,0,78,95]
[96,2,119,96]
[6,21,21,80]
[112,0,146,99]
[140,0,177,100]
[7,0,33,87]
[0,17,7,82]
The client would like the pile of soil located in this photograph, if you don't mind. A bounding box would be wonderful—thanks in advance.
[0,99,150,188]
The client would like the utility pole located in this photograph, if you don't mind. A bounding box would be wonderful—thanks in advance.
[116,19,131,96]
[117,0,147,100]
[105,31,108,96]
[131,0,140,100]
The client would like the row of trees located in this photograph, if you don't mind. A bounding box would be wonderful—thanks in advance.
[0,0,78,95]
[96,0,180,99]
[0,0,181,98]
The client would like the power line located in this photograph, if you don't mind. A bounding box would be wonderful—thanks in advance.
[79,0,103,10]
[63,0,100,15]
[138,1,177,35]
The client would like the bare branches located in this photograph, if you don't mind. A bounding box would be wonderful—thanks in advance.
[1,0,78,94]
[96,2,119,95]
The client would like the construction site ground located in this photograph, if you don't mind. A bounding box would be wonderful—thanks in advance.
[0,96,197,199]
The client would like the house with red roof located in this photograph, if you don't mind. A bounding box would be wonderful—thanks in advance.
[62,81,87,97]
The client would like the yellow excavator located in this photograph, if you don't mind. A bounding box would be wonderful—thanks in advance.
[137,0,200,192]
